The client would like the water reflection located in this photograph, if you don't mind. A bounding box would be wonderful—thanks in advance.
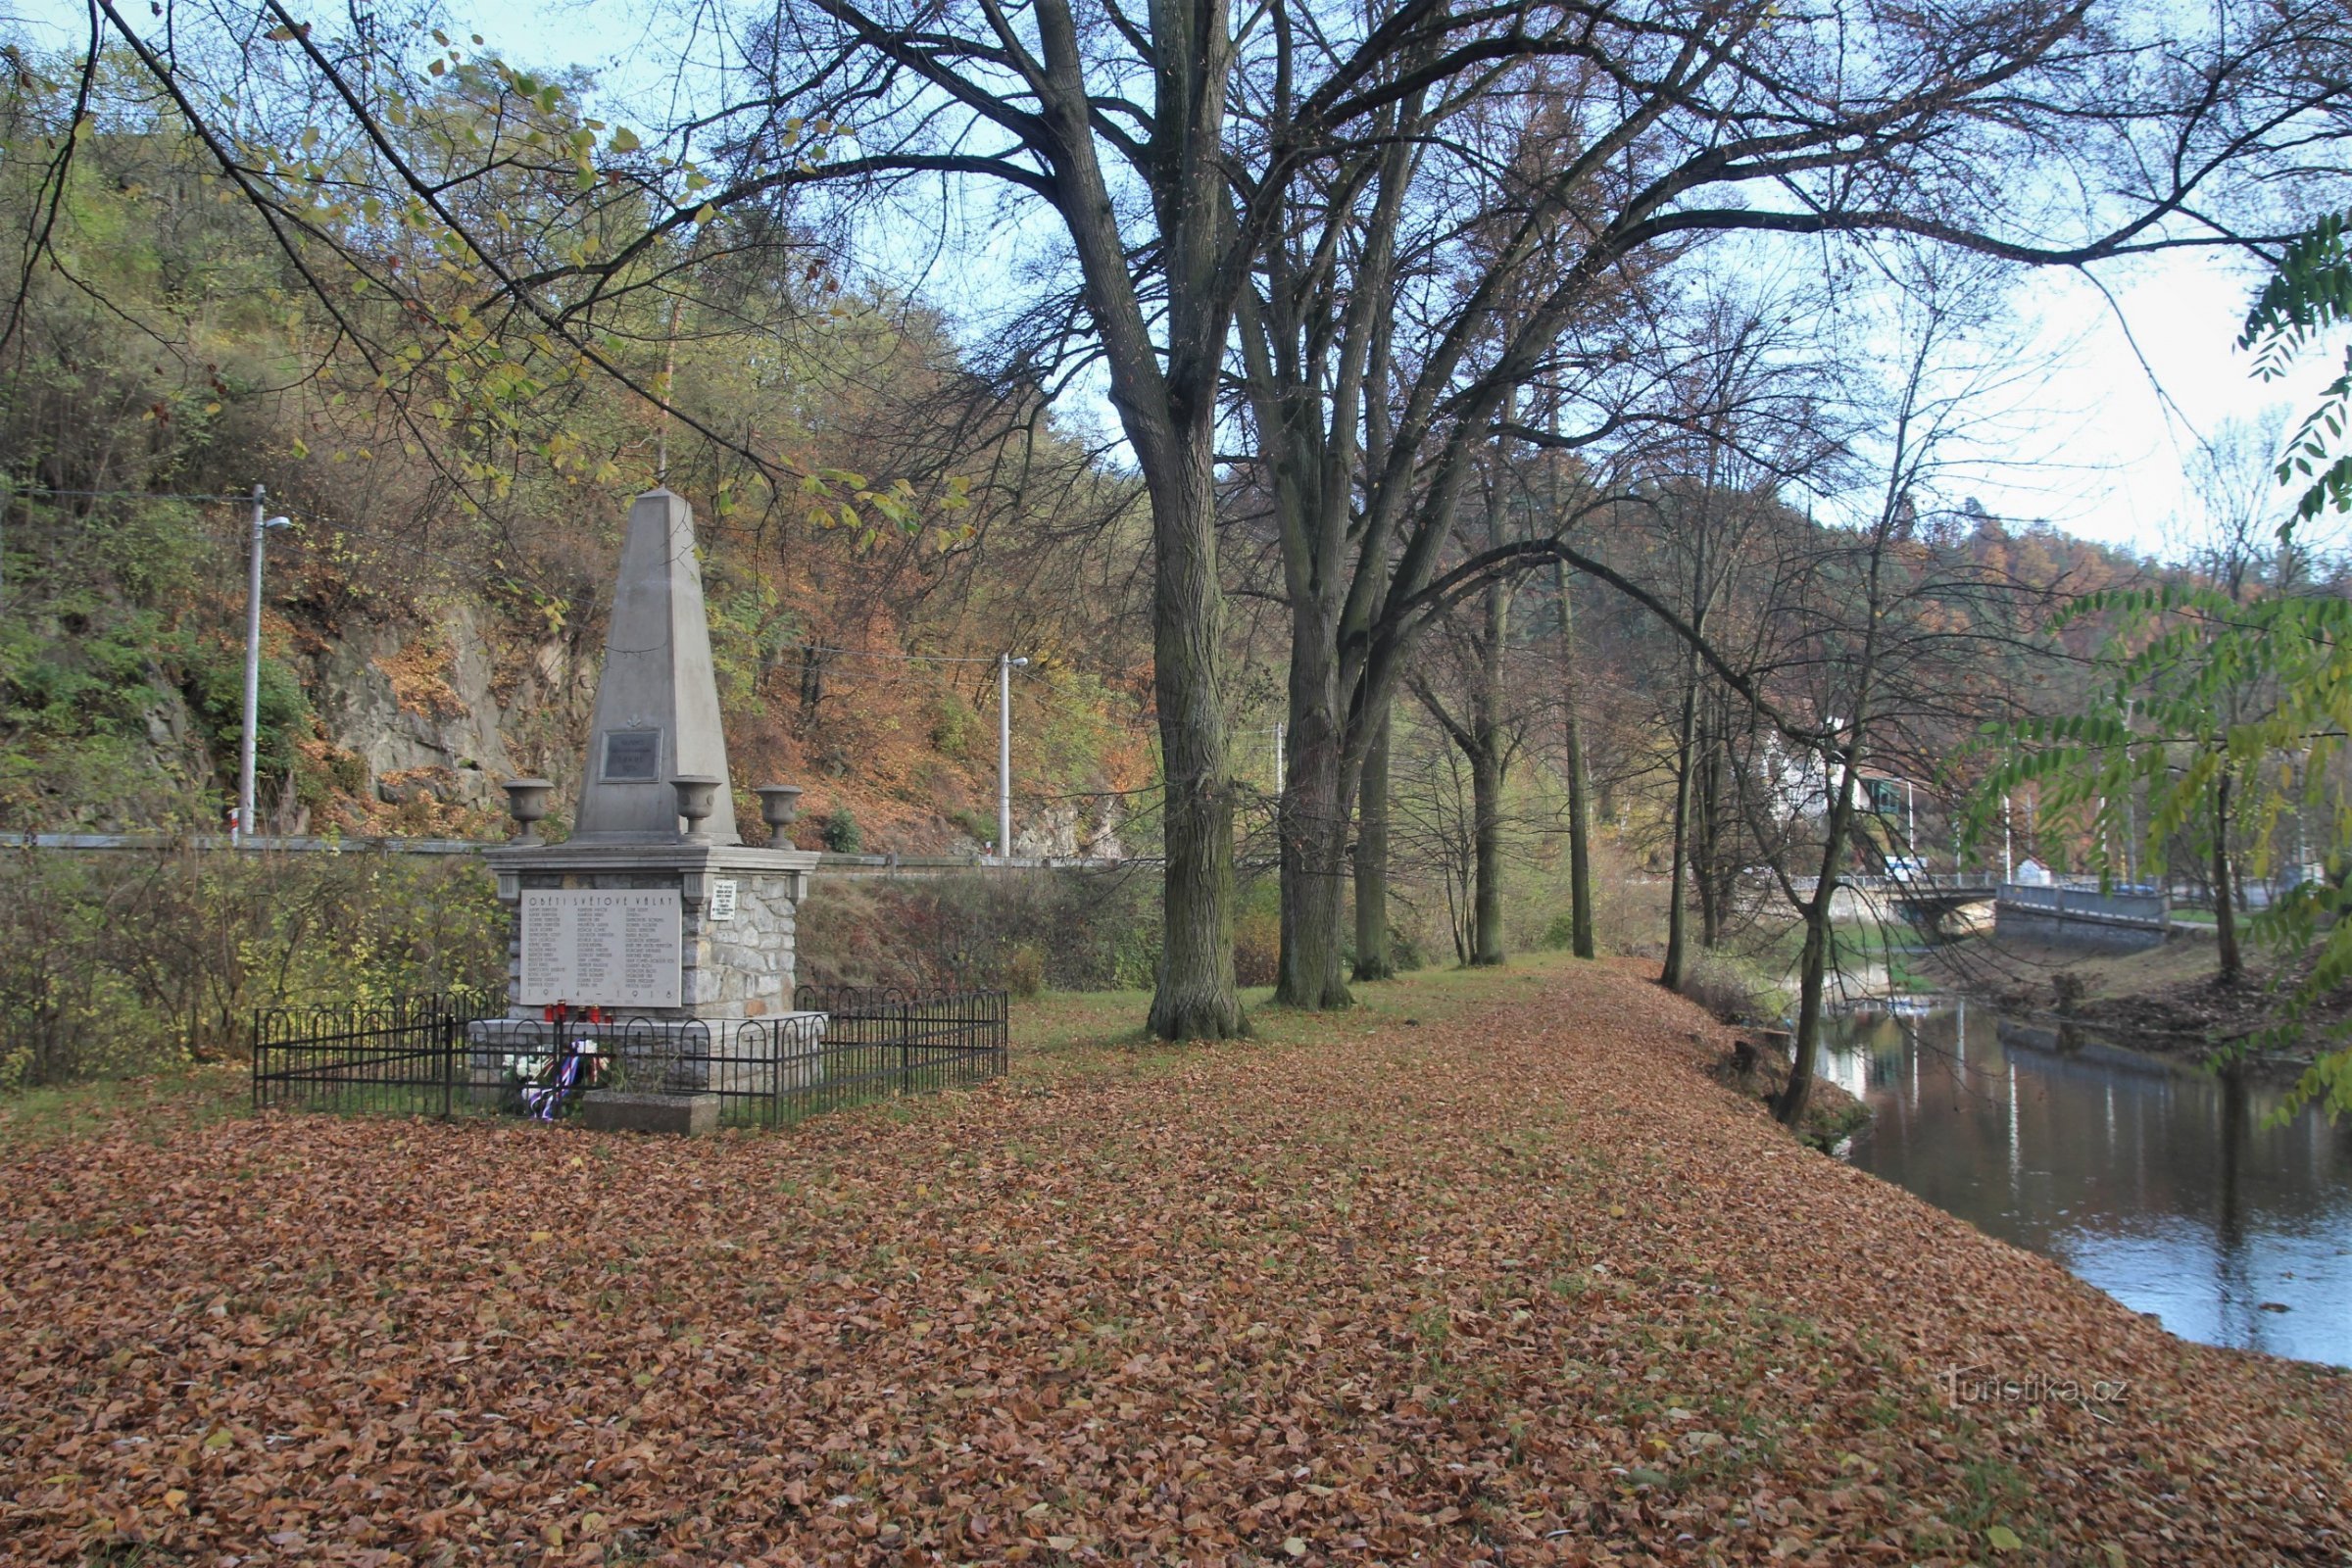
[1825,1002,2352,1366]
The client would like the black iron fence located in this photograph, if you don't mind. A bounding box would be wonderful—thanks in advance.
[252,986,1008,1128]
[250,990,493,1119]
[791,985,1011,1108]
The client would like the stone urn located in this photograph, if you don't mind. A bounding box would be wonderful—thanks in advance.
[757,783,804,850]
[669,775,725,843]
[503,778,555,844]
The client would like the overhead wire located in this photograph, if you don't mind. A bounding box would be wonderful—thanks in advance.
[1,485,257,503]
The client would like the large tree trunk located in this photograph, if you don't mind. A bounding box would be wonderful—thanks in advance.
[1470,741,1506,964]
[1275,626,1353,1006]
[1779,901,1833,1127]
[1778,720,1872,1127]
[1469,579,1509,966]
[2214,763,2243,983]
[1695,691,1731,948]
[1352,704,1396,980]
[1661,648,1700,990]
[1018,0,1245,1040]
[1777,783,1857,1126]
[1144,446,1247,1040]
[1557,563,1596,959]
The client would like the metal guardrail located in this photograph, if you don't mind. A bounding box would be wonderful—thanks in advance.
[12,831,488,854]
[10,832,1132,871]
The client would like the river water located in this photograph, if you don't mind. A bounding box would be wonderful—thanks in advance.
[1823,1003,2352,1367]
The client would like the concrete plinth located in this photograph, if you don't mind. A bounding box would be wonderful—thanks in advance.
[481,840,819,1021]
[462,1011,827,1114]
[580,1091,719,1137]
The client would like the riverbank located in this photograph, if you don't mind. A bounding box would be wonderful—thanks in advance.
[1912,927,2344,1073]
[4,954,2346,1563]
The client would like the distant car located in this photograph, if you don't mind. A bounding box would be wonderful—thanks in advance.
[1886,857,1928,884]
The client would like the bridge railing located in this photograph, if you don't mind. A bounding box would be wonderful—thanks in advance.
[1996,882,2168,930]
[1780,872,1999,899]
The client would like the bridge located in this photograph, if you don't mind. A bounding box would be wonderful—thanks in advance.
[1785,872,2000,933]
[1781,873,2169,946]
[1885,873,2001,920]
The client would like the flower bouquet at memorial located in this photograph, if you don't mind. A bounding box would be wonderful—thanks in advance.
[501,1037,611,1121]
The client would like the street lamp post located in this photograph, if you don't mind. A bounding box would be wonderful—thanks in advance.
[236,486,292,847]
[998,652,1029,859]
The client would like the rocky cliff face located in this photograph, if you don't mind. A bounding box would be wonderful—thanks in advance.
[1009,798,1129,861]
[298,599,599,831]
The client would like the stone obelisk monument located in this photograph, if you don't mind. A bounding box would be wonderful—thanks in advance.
[478,489,818,1037]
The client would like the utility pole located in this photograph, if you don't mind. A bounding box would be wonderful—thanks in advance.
[997,652,1029,859]
[236,486,291,847]
[2002,794,2013,883]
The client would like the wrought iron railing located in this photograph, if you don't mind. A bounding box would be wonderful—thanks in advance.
[252,986,1008,1127]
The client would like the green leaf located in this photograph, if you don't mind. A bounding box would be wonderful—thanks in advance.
[1986,1524,2023,1552]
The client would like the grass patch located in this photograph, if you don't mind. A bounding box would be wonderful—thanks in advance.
[0,1064,247,1150]
[0,951,1610,1145]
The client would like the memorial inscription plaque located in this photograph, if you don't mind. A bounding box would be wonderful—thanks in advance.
[519,889,683,1007]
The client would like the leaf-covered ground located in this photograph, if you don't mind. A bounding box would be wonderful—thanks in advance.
[3,957,2347,1565]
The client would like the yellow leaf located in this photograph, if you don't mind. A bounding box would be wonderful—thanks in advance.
[202,1429,232,1452]
[1987,1524,2024,1552]
[164,1489,187,1509]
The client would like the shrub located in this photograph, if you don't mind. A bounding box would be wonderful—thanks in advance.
[1004,944,1047,998]
[797,866,1158,993]
[1230,879,1281,989]
[929,693,981,760]
[1674,951,1787,1025]
[0,847,505,1091]
[821,807,863,855]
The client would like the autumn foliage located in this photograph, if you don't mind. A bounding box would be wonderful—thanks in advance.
[2,958,2342,1564]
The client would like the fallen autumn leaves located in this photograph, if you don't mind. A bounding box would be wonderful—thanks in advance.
[2,957,2346,1565]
